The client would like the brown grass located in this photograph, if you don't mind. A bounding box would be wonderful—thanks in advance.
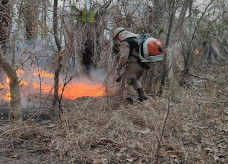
[0,63,228,164]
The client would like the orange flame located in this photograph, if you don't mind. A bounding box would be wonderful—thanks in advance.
[16,69,25,74]
[5,93,11,101]
[33,71,54,78]
[20,80,28,86]
[195,49,199,54]
[0,78,10,101]
[1,92,11,101]
[1,70,110,102]
[60,83,107,100]
[0,83,5,89]
[5,78,10,101]
[33,82,53,93]
[32,82,108,99]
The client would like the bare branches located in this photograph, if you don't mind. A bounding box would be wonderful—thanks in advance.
[156,97,171,163]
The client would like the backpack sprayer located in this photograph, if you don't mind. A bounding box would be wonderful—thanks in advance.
[138,34,165,63]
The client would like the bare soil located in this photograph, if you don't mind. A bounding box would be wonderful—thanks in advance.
[0,63,228,164]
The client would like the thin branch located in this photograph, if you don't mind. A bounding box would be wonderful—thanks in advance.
[58,76,73,121]
[156,97,171,163]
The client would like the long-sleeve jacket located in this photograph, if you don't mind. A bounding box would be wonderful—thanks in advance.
[115,38,146,81]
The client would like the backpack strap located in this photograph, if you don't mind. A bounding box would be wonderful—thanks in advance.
[121,37,150,69]
[121,37,139,56]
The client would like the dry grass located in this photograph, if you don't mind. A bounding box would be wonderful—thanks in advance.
[0,63,228,164]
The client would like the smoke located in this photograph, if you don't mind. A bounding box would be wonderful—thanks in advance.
[89,68,107,83]
[1,38,111,109]
[0,1,115,109]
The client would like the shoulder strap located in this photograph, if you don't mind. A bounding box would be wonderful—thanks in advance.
[138,34,149,58]
[121,37,150,69]
[121,37,139,55]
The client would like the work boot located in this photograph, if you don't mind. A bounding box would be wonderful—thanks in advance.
[137,88,148,102]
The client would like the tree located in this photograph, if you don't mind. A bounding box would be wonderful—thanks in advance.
[0,51,22,121]
[181,0,214,78]
[158,0,176,95]
[0,0,21,121]
[23,0,39,40]
[175,0,193,40]
[52,0,62,108]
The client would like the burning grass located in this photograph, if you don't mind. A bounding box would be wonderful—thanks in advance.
[0,69,110,102]
[0,63,228,163]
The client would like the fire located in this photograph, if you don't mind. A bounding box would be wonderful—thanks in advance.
[33,71,54,78]
[97,91,104,96]
[31,81,108,100]
[16,69,24,74]
[0,82,9,101]
[195,49,199,54]
[60,83,107,100]
[1,69,110,102]
[33,82,53,93]
[4,93,11,101]
[20,80,28,86]
[32,82,107,99]
[0,83,5,89]
[0,78,10,101]
[0,78,27,101]
[1,92,11,101]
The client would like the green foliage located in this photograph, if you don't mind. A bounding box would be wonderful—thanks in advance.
[70,6,96,24]
[71,5,78,12]
[81,8,88,23]
[40,32,44,38]
[157,28,164,37]
[88,11,95,23]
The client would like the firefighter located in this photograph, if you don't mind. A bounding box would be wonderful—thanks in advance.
[113,27,148,102]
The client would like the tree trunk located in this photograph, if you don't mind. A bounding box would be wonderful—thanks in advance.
[175,0,192,39]
[143,0,165,93]
[0,0,10,83]
[23,0,39,40]
[0,0,22,121]
[52,52,62,108]
[151,0,164,36]
[184,0,213,75]
[0,0,10,55]
[0,52,22,121]
[41,0,47,38]
[52,0,62,109]
[158,0,176,95]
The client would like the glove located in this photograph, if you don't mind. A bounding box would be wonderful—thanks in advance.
[115,76,122,83]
